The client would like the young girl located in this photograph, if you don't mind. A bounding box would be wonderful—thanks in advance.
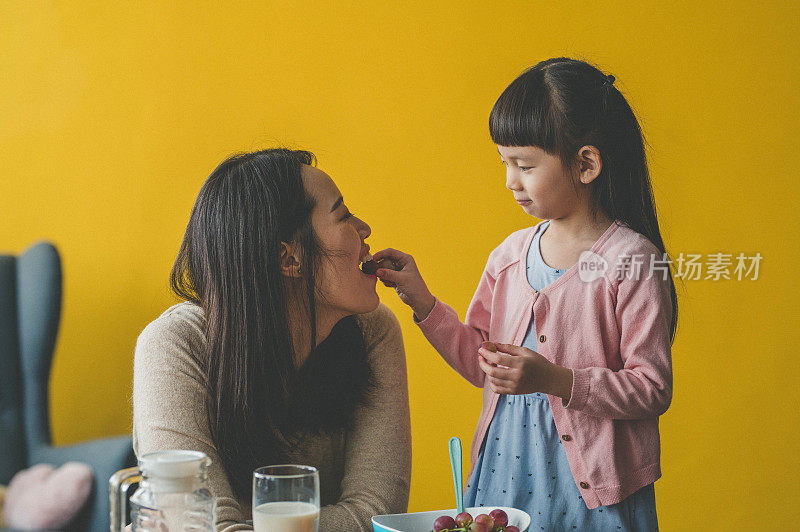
[373,58,677,530]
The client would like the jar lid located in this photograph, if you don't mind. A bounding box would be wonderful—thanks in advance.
[139,450,209,479]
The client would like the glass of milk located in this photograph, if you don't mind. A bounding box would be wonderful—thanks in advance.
[253,465,320,532]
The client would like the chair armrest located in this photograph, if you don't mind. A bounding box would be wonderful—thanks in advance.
[30,435,135,470]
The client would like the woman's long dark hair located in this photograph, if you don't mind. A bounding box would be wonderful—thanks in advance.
[170,148,373,499]
[490,58,679,344]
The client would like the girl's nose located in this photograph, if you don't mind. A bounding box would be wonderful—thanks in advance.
[506,169,522,191]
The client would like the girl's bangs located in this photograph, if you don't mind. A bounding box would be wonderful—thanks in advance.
[489,74,558,153]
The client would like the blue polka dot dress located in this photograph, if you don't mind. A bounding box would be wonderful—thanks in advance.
[463,221,658,531]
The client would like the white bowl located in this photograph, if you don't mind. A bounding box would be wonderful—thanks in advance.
[372,506,530,532]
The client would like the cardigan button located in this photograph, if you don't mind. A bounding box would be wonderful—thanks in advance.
[539,334,546,343]
[580,481,590,489]
[561,434,571,442]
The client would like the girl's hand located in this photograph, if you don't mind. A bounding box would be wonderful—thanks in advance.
[371,248,436,321]
[478,342,573,399]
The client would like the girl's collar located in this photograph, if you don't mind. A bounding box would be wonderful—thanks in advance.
[519,219,622,295]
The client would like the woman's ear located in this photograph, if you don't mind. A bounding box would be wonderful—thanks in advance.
[280,241,303,278]
[577,145,603,184]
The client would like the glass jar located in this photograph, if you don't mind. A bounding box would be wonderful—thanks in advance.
[110,450,215,532]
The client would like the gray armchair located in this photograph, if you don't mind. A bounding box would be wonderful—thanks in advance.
[0,242,136,531]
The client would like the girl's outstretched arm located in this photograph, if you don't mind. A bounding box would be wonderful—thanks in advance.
[373,248,493,387]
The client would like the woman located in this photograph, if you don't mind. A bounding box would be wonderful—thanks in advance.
[132,149,411,531]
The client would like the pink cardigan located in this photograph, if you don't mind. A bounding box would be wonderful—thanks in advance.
[416,219,673,509]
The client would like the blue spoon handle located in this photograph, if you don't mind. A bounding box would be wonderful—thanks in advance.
[449,437,464,514]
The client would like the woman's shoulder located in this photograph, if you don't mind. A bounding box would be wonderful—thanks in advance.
[135,301,207,367]
[354,302,403,354]
[139,301,205,339]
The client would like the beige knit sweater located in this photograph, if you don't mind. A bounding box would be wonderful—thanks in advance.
[132,301,411,531]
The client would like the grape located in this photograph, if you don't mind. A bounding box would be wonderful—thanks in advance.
[361,258,399,275]
[469,522,490,532]
[360,260,378,275]
[455,512,473,527]
[489,509,508,528]
[505,527,520,532]
[433,515,456,532]
[474,514,494,528]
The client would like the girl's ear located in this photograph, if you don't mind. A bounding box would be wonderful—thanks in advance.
[280,241,303,278]
[577,145,603,184]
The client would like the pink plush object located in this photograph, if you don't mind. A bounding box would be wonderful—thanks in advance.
[3,462,93,530]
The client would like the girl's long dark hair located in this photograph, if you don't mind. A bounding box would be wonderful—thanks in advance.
[490,58,679,344]
[170,148,372,499]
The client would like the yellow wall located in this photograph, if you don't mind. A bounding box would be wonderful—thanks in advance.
[1,1,798,529]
